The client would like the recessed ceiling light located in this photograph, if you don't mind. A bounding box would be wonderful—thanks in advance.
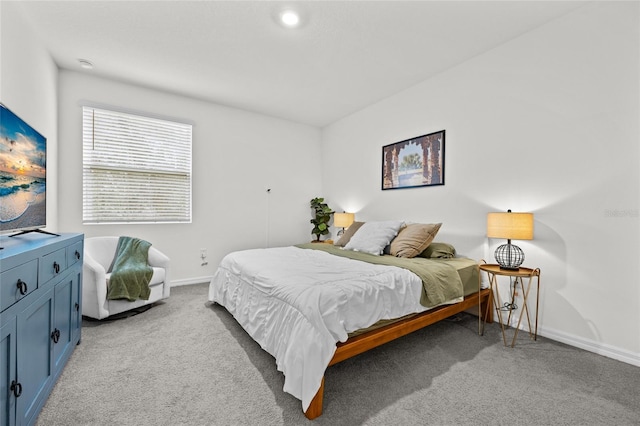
[78,59,94,70]
[279,10,301,28]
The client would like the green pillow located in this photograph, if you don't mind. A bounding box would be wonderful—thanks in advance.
[419,242,456,259]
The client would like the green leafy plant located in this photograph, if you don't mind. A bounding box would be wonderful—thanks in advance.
[310,197,333,242]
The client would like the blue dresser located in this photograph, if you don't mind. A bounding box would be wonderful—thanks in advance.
[0,233,83,426]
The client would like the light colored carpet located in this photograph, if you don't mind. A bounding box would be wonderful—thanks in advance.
[37,283,640,425]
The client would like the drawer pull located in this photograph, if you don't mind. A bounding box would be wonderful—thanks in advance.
[51,328,61,344]
[53,262,61,274]
[10,380,22,398]
[75,250,81,260]
[16,279,28,295]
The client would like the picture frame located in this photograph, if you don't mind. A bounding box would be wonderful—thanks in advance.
[381,130,445,190]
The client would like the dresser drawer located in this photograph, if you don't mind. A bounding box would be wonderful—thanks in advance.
[67,241,83,267]
[0,259,38,312]
[39,248,67,284]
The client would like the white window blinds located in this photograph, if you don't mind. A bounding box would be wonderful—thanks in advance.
[82,107,192,224]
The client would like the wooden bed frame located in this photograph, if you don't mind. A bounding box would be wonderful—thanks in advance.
[304,287,493,419]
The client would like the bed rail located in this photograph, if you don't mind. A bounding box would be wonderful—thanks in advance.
[304,287,493,419]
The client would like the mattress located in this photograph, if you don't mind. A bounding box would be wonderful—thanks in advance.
[347,256,480,338]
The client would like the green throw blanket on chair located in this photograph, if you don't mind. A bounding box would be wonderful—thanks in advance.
[107,236,153,301]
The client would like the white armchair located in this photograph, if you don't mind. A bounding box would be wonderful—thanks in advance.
[82,236,170,320]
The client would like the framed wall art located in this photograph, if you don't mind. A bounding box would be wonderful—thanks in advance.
[381,130,445,190]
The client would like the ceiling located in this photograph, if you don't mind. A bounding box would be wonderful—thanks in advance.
[17,1,586,127]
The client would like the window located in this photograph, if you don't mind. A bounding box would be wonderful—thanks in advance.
[82,106,192,224]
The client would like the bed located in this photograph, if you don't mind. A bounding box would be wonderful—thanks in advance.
[208,222,493,419]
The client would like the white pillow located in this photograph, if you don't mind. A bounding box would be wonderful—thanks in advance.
[343,220,405,255]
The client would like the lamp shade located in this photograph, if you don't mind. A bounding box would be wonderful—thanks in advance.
[334,212,355,229]
[487,212,534,240]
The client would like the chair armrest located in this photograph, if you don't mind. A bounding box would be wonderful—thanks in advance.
[82,251,110,320]
[148,246,170,269]
[148,246,170,298]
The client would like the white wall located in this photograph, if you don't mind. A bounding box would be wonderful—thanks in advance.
[57,71,322,283]
[1,1,59,230]
[322,2,640,363]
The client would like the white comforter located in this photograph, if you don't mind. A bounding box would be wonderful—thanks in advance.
[208,246,436,412]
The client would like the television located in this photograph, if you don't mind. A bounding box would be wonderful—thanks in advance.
[0,103,48,236]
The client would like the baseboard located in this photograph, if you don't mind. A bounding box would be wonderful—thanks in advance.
[539,325,640,367]
[171,276,213,287]
[478,310,639,367]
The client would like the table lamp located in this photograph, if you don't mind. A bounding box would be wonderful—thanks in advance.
[487,210,534,270]
[334,212,355,236]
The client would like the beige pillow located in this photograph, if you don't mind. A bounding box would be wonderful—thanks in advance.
[389,223,442,258]
[334,221,365,247]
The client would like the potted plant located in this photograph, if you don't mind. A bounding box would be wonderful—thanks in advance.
[310,197,333,242]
